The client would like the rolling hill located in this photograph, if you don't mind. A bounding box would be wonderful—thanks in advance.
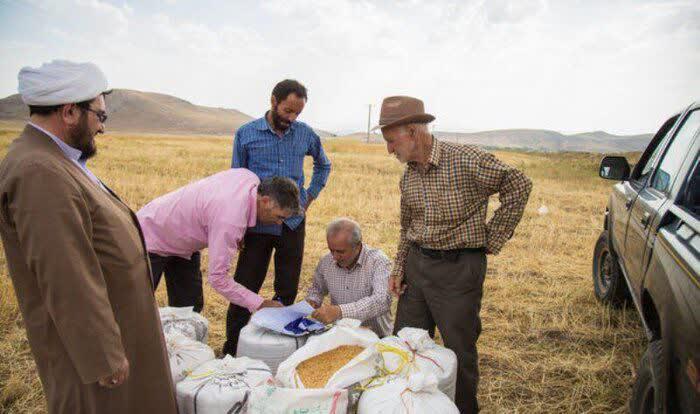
[340,129,653,153]
[433,129,652,152]
[0,89,651,151]
[0,89,336,138]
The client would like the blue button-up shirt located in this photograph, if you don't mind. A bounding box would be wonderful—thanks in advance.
[232,114,332,235]
[29,122,106,191]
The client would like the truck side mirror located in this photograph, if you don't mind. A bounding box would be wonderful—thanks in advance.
[599,156,631,181]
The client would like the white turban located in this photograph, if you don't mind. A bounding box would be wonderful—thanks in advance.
[18,60,109,106]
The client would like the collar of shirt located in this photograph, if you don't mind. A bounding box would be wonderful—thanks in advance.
[408,136,441,172]
[254,112,297,137]
[29,122,84,163]
[334,243,367,270]
[28,122,107,193]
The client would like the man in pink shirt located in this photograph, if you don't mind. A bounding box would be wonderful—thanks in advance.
[137,169,301,313]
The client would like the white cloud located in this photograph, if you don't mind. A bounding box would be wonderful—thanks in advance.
[1,0,698,134]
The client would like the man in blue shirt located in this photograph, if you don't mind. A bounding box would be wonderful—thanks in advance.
[223,79,332,355]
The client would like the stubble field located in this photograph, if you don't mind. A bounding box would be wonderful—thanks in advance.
[0,129,645,413]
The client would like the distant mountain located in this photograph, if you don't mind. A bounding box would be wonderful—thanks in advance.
[433,129,652,153]
[337,128,652,153]
[0,89,336,138]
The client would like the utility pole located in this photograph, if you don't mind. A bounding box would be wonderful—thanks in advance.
[366,104,372,143]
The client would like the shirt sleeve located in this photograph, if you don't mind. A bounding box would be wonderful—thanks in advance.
[232,129,247,168]
[390,173,411,281]
[206,219,264,313]
[472,151,533,255]
[305,259,328,306]
[306,130,331,199]
[8,163,125,384]
[339,253,392,321]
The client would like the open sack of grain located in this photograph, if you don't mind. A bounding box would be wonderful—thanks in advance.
[165,331,215,383]
[176,355,272,414]
[375,327,458,400]
[236,322,308,374]
[159,306,209,343]
[357,372,459,414]
[247,378,349,414]
[276,318,380,390]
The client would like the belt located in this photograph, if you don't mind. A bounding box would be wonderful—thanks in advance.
[415,244,484,261]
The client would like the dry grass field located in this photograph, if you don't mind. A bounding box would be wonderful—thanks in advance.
[0,129,645,413]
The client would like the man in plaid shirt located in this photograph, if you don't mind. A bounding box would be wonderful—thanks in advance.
[305,218,393,337]
[376,96,532,413]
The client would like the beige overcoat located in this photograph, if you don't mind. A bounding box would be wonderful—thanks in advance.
[0,125,177,413]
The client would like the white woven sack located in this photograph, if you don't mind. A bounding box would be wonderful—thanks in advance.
[377,327,458,400]
[357,372,459,414]
[236,323,308,374]
[247,378,349,414]
[276,318,380,389]
[159,306,209,343]
[176,355,272,414]
[165,331,215,384]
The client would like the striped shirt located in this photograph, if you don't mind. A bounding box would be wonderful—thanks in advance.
[232,114,331,235]
[392,138,532,281]
[306,244,393,337]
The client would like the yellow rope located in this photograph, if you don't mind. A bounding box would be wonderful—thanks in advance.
[186,370,215,379]
[355,343,414,391]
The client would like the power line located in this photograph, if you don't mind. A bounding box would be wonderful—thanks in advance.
[366,104,371,143]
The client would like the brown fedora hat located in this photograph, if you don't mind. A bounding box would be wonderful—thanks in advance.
[372,95,435,131]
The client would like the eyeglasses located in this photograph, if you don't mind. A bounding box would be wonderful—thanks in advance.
[83,107,108,123]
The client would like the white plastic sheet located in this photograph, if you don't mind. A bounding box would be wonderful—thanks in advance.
[247,379,349,414]
[176,355,272,414]
[376,327,458,400]
[159,306,209,343]
[165,331,215,383]
[357,372,459,414]
[236,323,308,374]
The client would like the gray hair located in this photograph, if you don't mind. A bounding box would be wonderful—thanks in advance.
[326,217,362,246]
[400,123,430,135]
[257,176,301,214]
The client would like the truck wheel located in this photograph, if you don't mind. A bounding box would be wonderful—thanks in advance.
[630,340,667,414]
[592,230,630,307]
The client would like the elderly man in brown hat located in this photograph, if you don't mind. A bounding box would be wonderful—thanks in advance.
[0,60,177,413]
[377,96,532,413]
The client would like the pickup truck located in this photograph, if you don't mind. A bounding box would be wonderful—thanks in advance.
[593,101,699,413]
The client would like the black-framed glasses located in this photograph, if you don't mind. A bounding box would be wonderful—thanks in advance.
[83,107,108,123]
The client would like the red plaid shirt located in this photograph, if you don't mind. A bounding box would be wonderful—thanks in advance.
[391,138,532,281]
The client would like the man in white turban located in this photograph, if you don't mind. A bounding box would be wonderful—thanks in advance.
[0,60,178,413]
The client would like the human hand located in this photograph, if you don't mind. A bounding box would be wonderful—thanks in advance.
[388,276,407,296]
[258,299,284,310]
[307,300,321,309]
[305,196,315,212]
[98,357,129,389]
[311,304,342,324]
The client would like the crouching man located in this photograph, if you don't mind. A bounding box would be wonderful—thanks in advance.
[137,170,301,314]
[305,218,393,337]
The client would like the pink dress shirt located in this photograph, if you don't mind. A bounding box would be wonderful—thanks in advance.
[137,168,264,312]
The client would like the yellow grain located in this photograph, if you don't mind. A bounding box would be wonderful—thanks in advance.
[296,345,365,388]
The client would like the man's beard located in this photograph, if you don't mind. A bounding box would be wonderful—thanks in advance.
[69,115,97,159]
[270,106,291,132]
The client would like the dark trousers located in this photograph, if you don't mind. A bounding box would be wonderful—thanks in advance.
[149,252,204,313]
[222,221,306,356]
[394,245,487,414]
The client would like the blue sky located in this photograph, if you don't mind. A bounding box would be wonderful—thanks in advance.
[1,0,698,134]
